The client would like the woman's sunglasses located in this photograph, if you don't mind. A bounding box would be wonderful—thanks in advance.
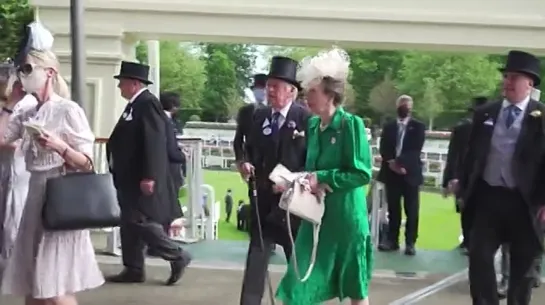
[17,63,45,76]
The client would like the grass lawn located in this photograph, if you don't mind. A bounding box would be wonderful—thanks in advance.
[194,170,460,251]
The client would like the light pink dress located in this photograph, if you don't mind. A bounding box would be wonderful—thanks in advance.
[0,95,36,277]
[0,95,104,299]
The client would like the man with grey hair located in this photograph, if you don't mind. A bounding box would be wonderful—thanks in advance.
[377,94,425,256]
[238,56,310,305]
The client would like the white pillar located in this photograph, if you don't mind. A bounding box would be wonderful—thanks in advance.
[147,40,160,96]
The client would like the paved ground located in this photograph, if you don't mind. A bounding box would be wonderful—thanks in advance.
[418,281,545,305]
[0,262,438,305]
[2,261,544,304]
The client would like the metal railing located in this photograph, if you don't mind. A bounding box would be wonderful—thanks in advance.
[367,181,470,304]
[92,137,212,255]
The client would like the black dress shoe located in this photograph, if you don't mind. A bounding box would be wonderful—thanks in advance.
[166,252,192,286]
[404,245,416,256]
[497,277,508,299]
[378,242,400,252]
[106,269,145,283]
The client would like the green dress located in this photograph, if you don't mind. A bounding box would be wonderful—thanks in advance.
[276,107,373,305]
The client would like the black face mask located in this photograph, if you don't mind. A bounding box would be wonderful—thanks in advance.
[397,105,410,118]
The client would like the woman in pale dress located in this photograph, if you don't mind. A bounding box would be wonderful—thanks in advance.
[0,64,36,276]
[0,22,104,305]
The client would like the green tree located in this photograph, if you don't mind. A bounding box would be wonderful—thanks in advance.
[264,46,321,62]
[201,50,241,122]
[134,41,206,120]
[0,0,34,60]
[201,43,257,96]
[348,50,405,119]
[417,78,445,130]
[368,73,399,124]
[398,52,500,116]
[159,42,206,110]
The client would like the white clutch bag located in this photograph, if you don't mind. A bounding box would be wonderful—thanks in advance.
[278,176,325,225]
[269,164,325,282]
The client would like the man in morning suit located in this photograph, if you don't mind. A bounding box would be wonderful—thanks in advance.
[233,73,267,166]
[442,96,488,254]
[238,56,310,305]
[144,91,186,258]
[159,91,186,220]
[377,95,426,256]
[450,50,545,305]
[105,61,191,286]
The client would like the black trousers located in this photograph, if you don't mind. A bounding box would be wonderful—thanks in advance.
[239,190,296,305]
[385,178,420,246]
[226,204,233,222]
[499,244,543,283]
[118,191,184,272]
[460,204,473,247]
[468,181,541,305]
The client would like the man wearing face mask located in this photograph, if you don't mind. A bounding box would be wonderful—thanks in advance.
[377,95,425,256]
[234,73,267,168]
[106,61,191,286]
[442,96,488,255]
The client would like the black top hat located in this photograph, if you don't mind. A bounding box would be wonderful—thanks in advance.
[251,74,267,89]
[267,56,300,89]
[499,50,541,86]
[468,96,488,111]
[114,61,153,85]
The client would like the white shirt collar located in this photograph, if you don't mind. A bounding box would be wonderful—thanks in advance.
[129,88,147,103]
[164,110,172,118]
[502,95,530,112]
[272,101,292,118]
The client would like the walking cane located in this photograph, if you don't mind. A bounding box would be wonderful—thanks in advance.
[248,175,276,305]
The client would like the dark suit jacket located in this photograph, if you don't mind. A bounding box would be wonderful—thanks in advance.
[106,90,171,223]
[377,118,426,186]
[234,103,258,162]
[460,100,545,238]
[164,115,184,220]
[442,118,472,189]
[165,116,185,187]
[245,103,310,240]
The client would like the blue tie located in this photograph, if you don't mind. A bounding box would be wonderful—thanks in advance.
[505,105,521,128]
[271,112,281,135]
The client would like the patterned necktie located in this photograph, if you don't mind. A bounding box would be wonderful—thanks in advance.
[505,105,521,128]
[271,112,281,135]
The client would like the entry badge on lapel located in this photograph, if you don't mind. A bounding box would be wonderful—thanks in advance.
[122,107,133,121]
[484,118,494,126]
[262,118,272,136]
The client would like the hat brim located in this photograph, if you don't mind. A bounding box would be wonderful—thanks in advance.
[114,74,153,85]
[267,75,301,90]
[498,68,541,86]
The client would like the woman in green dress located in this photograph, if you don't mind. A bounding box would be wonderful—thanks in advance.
[276,48,373,305]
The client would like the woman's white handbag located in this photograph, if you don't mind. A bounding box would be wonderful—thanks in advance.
[269,164,325,282]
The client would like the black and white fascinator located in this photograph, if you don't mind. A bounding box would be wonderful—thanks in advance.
[13,21,54,68]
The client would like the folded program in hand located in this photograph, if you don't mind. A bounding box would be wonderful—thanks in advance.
[23,122,45,137]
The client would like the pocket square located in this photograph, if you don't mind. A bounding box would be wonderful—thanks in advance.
[484,119,494,126]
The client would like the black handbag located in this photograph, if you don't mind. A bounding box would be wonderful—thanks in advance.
[43,171,120,231]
